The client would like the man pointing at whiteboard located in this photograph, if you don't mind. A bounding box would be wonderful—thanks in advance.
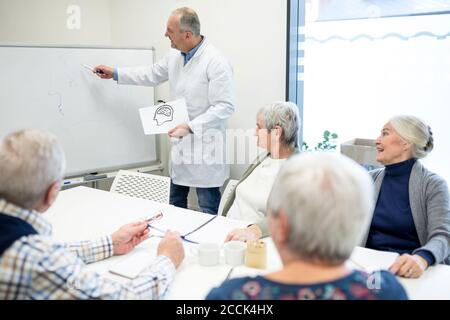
[94,7,234,215]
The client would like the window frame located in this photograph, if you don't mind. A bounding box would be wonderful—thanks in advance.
[286,0,306,147]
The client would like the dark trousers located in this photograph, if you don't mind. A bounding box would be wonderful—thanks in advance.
[170,182,221,215]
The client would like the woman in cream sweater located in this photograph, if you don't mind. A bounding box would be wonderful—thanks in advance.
[224,101,300,241]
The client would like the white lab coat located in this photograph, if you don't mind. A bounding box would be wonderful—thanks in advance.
[117,38,235,187]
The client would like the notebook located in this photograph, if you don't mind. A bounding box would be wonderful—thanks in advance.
[109,244,157,279]
[348,247,399,272]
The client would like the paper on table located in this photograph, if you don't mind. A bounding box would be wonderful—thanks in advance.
[149,206,219,237]
[348,246,399,273]
[184,216,252,244]
[139,98,189,135]
[109,240,158,279]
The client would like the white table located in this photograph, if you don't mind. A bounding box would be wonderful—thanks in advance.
[44,186,450,300]
[45,186,250,299]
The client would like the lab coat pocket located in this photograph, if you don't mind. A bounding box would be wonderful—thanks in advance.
[187,80,209,111]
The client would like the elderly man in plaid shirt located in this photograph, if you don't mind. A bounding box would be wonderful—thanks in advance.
[0,129,185,299]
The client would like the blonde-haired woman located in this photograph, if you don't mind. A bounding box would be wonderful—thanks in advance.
[364,115,450,278]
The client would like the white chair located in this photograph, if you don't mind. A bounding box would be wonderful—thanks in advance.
[110,170,171,204]
[217,179,239,216]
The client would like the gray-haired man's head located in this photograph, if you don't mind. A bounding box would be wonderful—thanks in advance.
[0,129,66,210]
[172,7,201,36]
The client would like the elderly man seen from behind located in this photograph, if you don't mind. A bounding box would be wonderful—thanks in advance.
[207,153,407,300]
[0,129,184,299]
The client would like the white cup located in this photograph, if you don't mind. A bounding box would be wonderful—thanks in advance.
[193,243,221,267]
[223,240,246,266]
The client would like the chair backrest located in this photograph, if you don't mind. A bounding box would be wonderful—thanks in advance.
[217,179,239,216]
[110,170,171,204]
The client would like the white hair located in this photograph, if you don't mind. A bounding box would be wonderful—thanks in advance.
[172,7,201,36]
[389,115,433,159]
[257,101,301,149]
[0,129,66,209]
[267,152,374,265]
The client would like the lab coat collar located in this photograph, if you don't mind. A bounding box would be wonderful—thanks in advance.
[191,36,209,59]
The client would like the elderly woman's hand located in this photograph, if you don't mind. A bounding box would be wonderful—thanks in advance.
[225,225,262,242]
[389,254,428,278]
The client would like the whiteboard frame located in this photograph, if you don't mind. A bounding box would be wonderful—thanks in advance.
[0,43,164,180]
[0,43,155,51]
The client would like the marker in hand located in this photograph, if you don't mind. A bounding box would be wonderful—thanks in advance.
[82,64,105,75]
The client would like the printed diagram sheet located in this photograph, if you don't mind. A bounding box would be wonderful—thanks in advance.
[139,98,189,135]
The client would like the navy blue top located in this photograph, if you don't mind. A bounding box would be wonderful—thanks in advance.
[206,270,408,300]
[366,158,435,266]
[0,212,37,256]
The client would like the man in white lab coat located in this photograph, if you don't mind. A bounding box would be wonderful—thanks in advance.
[95,7,234,214]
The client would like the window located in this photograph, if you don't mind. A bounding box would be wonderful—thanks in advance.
[287,0,450,182]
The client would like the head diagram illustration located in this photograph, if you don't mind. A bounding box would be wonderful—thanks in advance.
[153,104,174,126]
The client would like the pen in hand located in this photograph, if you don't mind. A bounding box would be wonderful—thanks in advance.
[146,212,164,228]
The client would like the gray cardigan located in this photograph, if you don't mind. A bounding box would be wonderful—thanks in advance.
[362,160,450,265]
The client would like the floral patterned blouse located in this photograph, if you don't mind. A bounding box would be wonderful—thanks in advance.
[206,270,408,300]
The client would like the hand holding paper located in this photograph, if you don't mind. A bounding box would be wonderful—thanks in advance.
[168,123,192,138]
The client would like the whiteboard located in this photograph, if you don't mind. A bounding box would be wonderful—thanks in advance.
[0,45,157,177]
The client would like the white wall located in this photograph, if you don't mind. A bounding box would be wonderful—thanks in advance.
[0,0,115,190]
[0,0,287,201]
[0,0,112,45]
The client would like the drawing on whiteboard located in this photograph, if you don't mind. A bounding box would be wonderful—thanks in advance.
[48,91,64,115]
[153,104,174,126]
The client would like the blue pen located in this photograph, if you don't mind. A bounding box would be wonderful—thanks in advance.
[148,227,199,245]
[180,236,199,244]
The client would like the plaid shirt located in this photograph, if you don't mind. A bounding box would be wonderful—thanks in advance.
[0,199,176,299]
